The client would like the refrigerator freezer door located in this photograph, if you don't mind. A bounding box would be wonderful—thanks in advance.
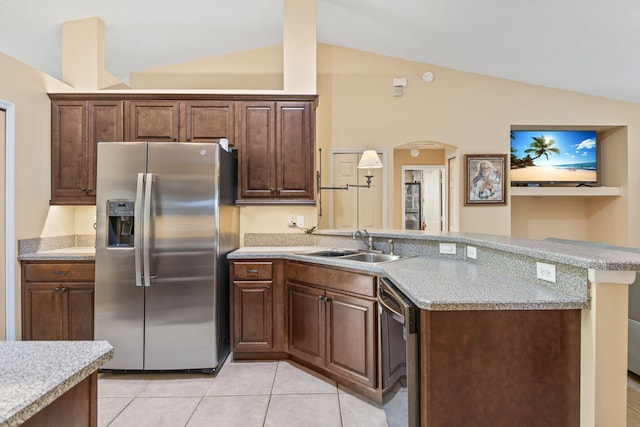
[95,142,148,370]
[144,142,221,370]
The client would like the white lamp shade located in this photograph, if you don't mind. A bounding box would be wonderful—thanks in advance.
[358,150,383,169]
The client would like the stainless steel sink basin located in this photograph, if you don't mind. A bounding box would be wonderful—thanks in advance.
[302,249,360,257]
[340,252,405,264]
[299,249,406,264]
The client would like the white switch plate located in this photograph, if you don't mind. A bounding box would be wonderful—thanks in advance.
[439,243,456,255]
[296,215,304,228]
[536,262,556,283]
[466,246,477,259]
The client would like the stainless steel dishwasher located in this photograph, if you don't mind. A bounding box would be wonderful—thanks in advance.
[378,277,420,427]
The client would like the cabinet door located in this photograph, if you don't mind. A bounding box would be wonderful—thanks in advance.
[124,100,180,141]
[288,282,325,367]
[87,100,123,199]
[181,100,235,145]
[63,284,95,340]
[51,100,90,203]
[232,281,273,352]
[325,290,377,387]
[238,101,276,199]
[276,102,314,200]
[22,283,64,340]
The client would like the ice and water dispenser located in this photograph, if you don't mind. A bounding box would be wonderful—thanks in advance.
[107,201,135,247]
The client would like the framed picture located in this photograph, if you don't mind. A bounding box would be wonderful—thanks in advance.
[464,154,507,205]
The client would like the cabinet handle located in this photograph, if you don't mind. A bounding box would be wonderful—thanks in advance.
[246,269,259,274]
[53,271,69,275]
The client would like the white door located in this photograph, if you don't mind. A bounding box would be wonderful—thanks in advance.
[422,169,442,231]
[332,152,384,229]
[447,156,458,232]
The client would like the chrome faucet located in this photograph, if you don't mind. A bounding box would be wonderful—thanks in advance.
[353,229,374,251]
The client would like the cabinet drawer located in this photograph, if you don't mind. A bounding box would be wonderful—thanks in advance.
[233,262,273,280]
[23,263,95,282]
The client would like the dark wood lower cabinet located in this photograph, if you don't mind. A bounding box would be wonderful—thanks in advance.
[286,262,378,391]
[420,309,581,427]
[21,261,95,341]
[231,260,287,355]
[22,372,97,427]
[325,290,377,388]
[288,282,325,366]
[231,258,582,422]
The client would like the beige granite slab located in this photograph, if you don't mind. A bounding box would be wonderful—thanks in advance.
[0,341,113,426]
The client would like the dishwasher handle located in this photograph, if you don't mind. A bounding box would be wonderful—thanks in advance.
[378,279,407,321]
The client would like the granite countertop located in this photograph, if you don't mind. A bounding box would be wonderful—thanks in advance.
[312,229,640,271]
[381,256,585,310]
[0,341,113,426]
[229,246,587,310]
[18,246,95,261]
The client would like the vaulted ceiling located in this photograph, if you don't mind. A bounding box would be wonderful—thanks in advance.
[1,0,639,103]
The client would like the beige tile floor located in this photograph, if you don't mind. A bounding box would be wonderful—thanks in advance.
[98,358,389,427]
[629,372,640,426]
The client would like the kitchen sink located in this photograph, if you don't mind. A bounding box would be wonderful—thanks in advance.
[302,249,360,257]
[300,249,406,264]
[340,252,405,263]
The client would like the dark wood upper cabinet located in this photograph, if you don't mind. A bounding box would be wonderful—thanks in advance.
[124,100,180,142]
[237,100,316,204]
[49,93,317,206]
[50,96,123,205]
[180,100,236,145]
[238,102,277,199]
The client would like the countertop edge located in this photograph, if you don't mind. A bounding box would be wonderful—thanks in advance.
[2,342,113,426]
[228,249,587,311]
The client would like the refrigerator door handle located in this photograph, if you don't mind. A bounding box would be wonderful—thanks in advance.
[134,173,145,287]
[143,173,154,287]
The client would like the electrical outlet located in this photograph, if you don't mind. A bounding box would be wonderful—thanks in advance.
[288,214,295,226]
[439,243,456,255]
[536,262,556,283]
[296,215,304,228]
[466,246,477,259]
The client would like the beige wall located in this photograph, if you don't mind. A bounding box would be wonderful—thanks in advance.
[0,109,4,339]
[130,42,640,244]
[0,52,74,335]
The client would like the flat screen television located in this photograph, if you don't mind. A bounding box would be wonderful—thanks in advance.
[510,129,598,185]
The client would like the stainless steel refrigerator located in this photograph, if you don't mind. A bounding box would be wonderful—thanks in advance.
[95,141,238,372]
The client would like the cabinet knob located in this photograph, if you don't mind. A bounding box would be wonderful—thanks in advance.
[80,187,86,191]
[61,287,67,292]
[87,188,93,192]
[54,287,60,292]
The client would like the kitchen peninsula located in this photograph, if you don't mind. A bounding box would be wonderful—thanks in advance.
[18,230,640,426]
[230,229,640,427]
[0,340,113,427]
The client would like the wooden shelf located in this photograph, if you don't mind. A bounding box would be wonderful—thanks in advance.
[510,186,622,197]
